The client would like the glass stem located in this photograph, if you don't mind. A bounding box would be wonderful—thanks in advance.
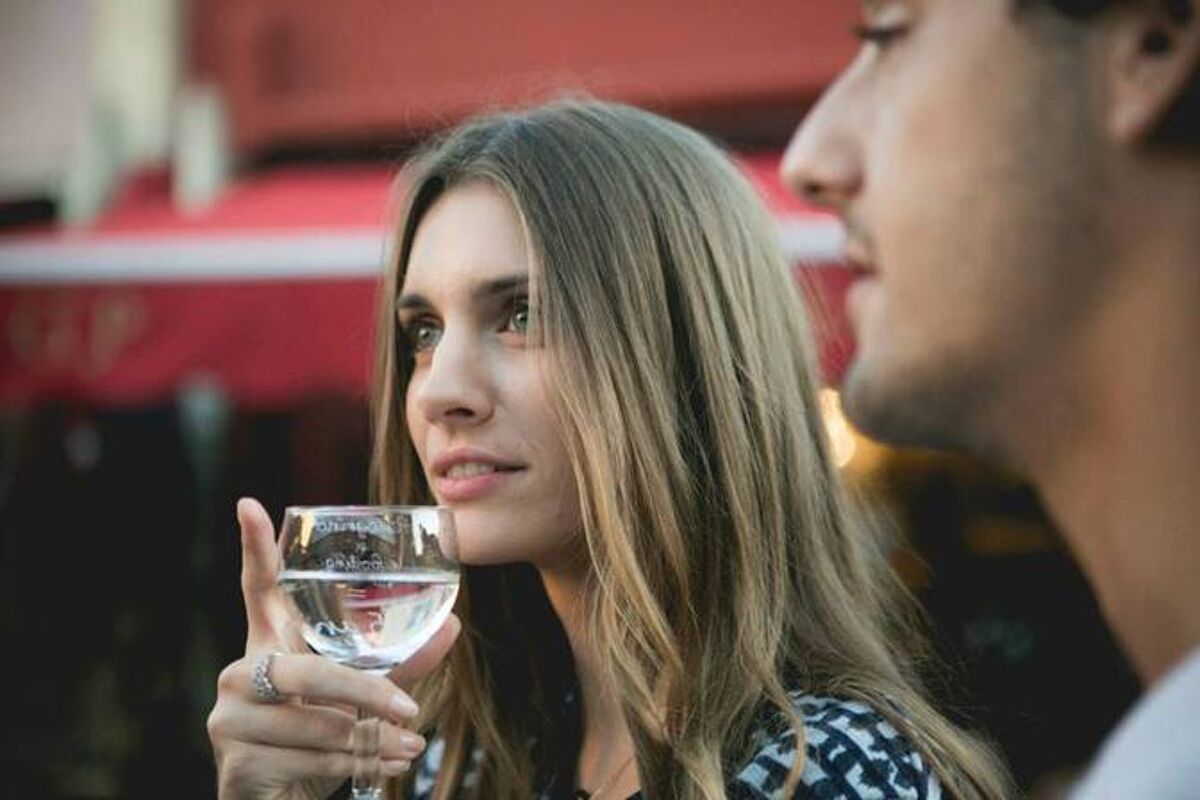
[351,705,383,800]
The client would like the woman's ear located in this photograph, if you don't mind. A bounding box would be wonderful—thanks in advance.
[1107,1,1200,143]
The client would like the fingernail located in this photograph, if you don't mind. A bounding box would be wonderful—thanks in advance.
[391,693,419,719]
[236,498,255,526]
[399,732,425,753]
[382,759,411,776]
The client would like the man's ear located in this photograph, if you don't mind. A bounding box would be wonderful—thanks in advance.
[1107,2,1200,143]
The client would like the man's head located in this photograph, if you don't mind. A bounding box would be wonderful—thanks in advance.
[781,0,1200,462]
[1020,0,1199,143]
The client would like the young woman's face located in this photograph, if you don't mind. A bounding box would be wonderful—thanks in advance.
[399,181,581,568]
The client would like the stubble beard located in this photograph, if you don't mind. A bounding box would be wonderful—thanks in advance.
[839,347,1007,460]
[840,24,1112,467]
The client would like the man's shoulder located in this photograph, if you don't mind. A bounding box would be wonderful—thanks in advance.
[1070,647,1200,800]
[731,692,941,800]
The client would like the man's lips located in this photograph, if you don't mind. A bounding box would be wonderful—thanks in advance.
[842,241,878,278]
[848,262,876,279]
[844,264,882,334]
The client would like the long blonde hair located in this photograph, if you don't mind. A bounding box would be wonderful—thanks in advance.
[371,99,1012,799]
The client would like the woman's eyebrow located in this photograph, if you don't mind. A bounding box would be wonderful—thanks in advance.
[472,275,528,302]
[395,292,432,313]
[396,275,528,312]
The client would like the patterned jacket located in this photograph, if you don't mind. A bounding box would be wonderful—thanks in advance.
[411,692,942,799]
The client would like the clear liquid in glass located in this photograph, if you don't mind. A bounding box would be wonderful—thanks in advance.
[279,569,459,673]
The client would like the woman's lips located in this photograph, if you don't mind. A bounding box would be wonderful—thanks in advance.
[429,447,525,502]
[434,465,524,502]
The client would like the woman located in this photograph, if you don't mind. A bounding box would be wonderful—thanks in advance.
[210,99,1012,799]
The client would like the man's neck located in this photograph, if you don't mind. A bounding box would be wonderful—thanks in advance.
[1020,245,1200,685]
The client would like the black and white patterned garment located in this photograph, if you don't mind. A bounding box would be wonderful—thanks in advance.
[411,693,942,799]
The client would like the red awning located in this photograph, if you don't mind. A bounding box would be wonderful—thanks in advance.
[0,155,853,408]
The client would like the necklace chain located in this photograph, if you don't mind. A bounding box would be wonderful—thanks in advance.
[574,750,636,800]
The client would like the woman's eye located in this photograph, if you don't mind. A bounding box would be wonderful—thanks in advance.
[403,321,442,352]
[504,300,532,335]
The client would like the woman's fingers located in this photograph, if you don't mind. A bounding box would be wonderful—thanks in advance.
[387,612,462,691]
[210,651,425,798]
[208,700,425,761]
[216,741,412,791]
[279,614,311,654]
[237,497,291,651]
[227,652,420,722]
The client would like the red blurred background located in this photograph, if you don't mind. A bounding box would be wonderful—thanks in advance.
[0,3,1135,798]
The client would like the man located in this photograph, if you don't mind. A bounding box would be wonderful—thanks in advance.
[782,0,1200,797]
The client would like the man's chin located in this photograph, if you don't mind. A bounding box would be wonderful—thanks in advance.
[839,355,978,455]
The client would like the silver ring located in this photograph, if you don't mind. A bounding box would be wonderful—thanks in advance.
[252,651,285,703]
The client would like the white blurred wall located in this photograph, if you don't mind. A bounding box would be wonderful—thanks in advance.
[95,0,181,168]
[0,0,181,220]
[0,1,92,197]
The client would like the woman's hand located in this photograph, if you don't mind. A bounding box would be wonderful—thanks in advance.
[207,498,461,800]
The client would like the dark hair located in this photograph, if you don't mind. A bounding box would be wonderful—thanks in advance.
[1018,0,1198,146]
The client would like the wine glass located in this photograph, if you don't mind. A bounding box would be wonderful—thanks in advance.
[277,505,459,800]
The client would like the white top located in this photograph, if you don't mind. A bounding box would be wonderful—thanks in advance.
[1070,646,1200,799]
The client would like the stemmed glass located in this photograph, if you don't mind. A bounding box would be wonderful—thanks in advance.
[277,505,459,800]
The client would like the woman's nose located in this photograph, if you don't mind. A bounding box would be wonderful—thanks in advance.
[410,330,494,428]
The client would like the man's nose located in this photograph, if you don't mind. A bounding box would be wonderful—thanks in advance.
[780,79,864,211]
